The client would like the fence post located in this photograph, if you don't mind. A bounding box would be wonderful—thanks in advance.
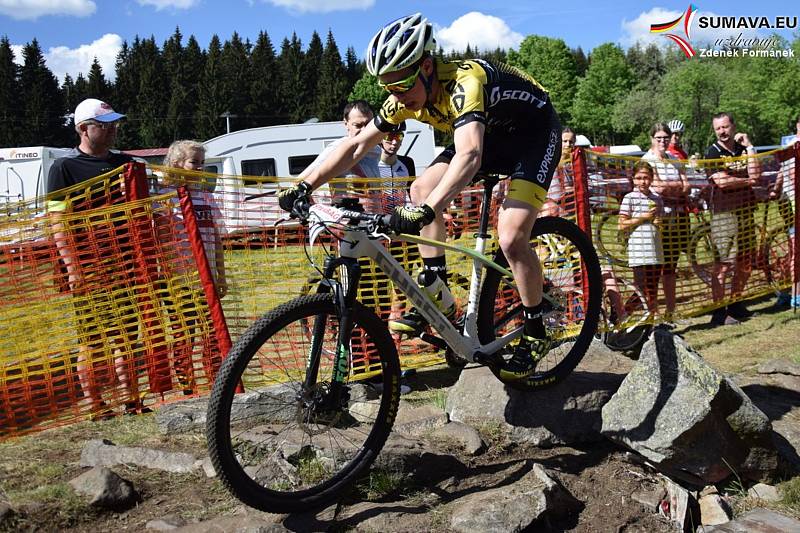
[794,141,799,302]
[571,147,592,240]
[124,162,172,394]
[177,186,233,387]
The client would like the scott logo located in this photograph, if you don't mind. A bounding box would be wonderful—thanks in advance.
[650,4,698,58]
[489,87,547,108]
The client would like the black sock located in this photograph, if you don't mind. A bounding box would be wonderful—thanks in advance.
[422,255,448,284]
[523,303,546,339]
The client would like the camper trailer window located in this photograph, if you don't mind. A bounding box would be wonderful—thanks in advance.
[241,158,277,186]
[288,155,317,176]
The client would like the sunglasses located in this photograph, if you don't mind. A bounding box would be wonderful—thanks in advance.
[378,65,421,95]
[653,136,670,142]
[384,132,404,142]
[86,121,119,131]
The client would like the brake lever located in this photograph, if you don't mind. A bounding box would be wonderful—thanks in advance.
[243,190,277,202]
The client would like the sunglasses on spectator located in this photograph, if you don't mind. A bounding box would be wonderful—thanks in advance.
[383,132,404,142]
[86,121,119,131]
[378,65,421,95]
[653,136,670,142]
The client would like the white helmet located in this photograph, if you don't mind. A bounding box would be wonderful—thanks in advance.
[366,13,437,76]
[667,119,685,134]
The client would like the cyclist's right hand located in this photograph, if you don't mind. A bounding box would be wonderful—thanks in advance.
[278,181,313,215]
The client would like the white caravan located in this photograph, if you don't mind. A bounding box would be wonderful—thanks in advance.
[202,119,436,234]
[0,147,71,211]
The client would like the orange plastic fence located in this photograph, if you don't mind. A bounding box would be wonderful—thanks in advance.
[0,144,797,439]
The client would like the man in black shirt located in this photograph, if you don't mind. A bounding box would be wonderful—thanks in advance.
[47,98,144,418]
[704,112,761,325]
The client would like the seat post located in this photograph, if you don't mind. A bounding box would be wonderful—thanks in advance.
[476,174,498,239]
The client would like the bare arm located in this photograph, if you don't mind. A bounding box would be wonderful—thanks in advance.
[424,121,484,212]
[50,211,79,289]
[302,121,385,191]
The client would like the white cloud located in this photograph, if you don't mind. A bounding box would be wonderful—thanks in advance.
[621,7,764,49]
[0,0,95,20]
[435,12,524,53]
[263,0,373,14]
[11,34,123,83]
[136,0,200,10]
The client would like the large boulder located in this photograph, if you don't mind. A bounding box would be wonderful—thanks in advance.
[601,329,778,485]
[446,342,631,447]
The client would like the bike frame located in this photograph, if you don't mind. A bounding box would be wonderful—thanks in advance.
[314,177,523,366]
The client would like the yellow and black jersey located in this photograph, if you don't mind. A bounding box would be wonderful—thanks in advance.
[375,58,551,137]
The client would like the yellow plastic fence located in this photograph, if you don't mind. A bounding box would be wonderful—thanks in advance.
[0,145,796,439]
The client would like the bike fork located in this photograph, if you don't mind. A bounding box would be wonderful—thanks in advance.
[303,257,362,406]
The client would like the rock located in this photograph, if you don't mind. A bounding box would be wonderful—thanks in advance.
[0,501,15,524]
[699,493,732,526]
[80,439,198,474]
[601,329,778,485]
[747,482,781,502]
[68,467,138,509]
[430,421,486,455]
[392,402,448,436]
[173,514,289,532]
[757,359,800,376]
[155,396,209,434]
[699,507,800,532]
[146,514,187,530]
[448,463,576,532]
[447,351,626,447]
[630,487,665,511]
[199,457,216,478]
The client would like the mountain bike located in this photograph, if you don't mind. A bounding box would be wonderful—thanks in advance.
[206,175,601,513]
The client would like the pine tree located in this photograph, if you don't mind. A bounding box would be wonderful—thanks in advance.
[304,31,324,120]
[313,31,350,121]
[277,34,307,123]
[163,27,195,140]
[248,30,280,126]
[114,40,140,148]
[196,35,225,139]
[344,46,362,88]
[218,32,251,132]
[134,37,168,147]
[0,36,20,146]
[18,39,67,146]
[183,35,205,138]
[87,58,111,102]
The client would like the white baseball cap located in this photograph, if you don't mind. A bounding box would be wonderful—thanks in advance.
[74,98,125,125]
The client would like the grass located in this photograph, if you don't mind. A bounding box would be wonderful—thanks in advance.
[673,294,800,374]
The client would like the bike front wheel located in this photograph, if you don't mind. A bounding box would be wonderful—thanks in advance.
[477,216,602,390]
[207,293,401,513]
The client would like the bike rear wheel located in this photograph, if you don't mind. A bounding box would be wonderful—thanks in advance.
[207,293,401,513]
[477,216,602,390]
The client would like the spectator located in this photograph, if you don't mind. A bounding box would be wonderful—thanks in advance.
[704,112,761,325]
[376,121,415,212]
[46,98,146,418]
[667,119,689,159]
[774,114,799,307]
[158,140,228,393]
[618,161,664,316]
[299,100,381,209]
[642,122,691,322]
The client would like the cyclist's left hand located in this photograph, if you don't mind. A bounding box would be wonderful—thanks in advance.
[389,204,435,235]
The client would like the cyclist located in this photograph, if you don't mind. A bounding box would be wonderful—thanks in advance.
[278,13,562,380]
[666,119,689,160]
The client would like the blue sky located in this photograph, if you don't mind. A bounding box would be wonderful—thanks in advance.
[1,0,797,82]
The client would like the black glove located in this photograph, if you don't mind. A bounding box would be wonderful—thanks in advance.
[389,204,436,235]
[278,181,313,213]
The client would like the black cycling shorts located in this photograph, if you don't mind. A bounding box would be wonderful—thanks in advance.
[437,104,562,209]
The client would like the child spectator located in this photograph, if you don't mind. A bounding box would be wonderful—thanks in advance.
[158,140,227,393]
[618,161,664,316]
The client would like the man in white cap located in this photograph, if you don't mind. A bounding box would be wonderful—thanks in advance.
[47,98,147,419]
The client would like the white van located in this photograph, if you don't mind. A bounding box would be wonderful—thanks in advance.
[0,147,71,212]
[202,120,436,233]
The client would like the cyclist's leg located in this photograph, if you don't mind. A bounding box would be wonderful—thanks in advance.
[495,117,562,379]
[389,158,457,334]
